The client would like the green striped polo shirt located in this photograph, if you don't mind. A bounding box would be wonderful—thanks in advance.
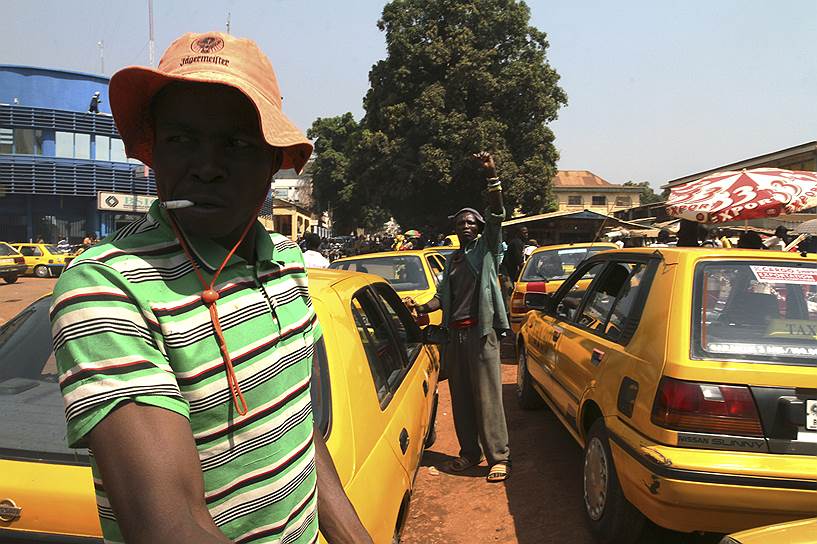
[50,201,321,544]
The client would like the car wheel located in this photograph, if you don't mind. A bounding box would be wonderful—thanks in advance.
[34,265,50,278]
[516,346,544,409]
[583,419,644,544]
[425,390,438,448]
[2,274,18,284]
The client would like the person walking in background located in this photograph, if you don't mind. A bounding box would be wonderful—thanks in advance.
[303,232,330,268]
[650,228,672,247]
[404,151,511,483]
[676,219,701,247]
[505,226,527,284]
[764,225,790,250]
[737,230,764,249]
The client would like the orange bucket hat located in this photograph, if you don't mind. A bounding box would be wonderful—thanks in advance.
[109,31,312,173]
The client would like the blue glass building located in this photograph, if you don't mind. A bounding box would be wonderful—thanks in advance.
[0,65,156,244]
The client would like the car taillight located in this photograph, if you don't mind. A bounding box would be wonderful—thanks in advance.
[14,256,24,264]
[651,377,764,437]
[510,291,526,313]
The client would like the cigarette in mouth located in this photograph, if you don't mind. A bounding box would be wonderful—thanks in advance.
[160,199,196,210]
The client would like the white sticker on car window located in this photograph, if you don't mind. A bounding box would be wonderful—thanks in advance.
[750,265,817,285]
[707,342,817,357]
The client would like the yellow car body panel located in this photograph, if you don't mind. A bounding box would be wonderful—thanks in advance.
[10,243,76,276]
[509,242,616,333]
[1,269,439,543]
[329,250,445,326]
[518,248,817,535]
[724,516,817,544]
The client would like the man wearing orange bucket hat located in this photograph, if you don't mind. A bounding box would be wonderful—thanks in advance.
[50,32,371,543]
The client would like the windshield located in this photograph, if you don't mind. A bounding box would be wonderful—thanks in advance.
[0,296,88,463]
[330,255,429,292]
[693,261,817,365]
[522,246,610,281]
[0,243,17,256]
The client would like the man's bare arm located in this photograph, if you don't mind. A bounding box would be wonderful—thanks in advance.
[88,402,230,544]
[313,427,373,543]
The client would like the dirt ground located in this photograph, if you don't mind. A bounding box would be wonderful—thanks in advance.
[0,276,57,324]
[401,364,723,544]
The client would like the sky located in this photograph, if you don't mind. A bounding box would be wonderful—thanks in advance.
[2,0,815,190]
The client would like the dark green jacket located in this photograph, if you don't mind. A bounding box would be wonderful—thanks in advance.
[436,207,509,338]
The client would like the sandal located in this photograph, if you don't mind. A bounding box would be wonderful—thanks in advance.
[487,462,510,482]
[447,455,484,472]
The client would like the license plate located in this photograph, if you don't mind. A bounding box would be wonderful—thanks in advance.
[807,400,817,431]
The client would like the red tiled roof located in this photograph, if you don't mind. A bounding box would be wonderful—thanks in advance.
[552,170,614,187]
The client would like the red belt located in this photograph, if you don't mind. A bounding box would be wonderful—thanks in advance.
[450,318,476,329]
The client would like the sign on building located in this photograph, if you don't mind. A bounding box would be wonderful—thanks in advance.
[97,191,157,213]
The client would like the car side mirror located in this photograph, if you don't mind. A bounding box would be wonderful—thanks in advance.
[421,324,449,345]
[525,292,552,312]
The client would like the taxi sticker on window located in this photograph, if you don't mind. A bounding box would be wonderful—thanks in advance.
[751,265,817,285]
[707,342,817,357]
[807,400,817,431]
[765,319,817,340]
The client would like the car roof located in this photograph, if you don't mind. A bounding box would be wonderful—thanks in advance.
[585,247,817,264]
[307,267,389,290]
[529,242,618,255]
[332,249,441,261]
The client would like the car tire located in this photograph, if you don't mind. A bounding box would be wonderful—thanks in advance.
[516,346,544,410]
[34,265,50,278]
[583,419,644,544]
[2,274,18,284]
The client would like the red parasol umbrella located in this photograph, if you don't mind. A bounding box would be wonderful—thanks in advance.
[666,168,817,224]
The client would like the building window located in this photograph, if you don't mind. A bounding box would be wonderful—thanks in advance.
[615,196,632,207]
[74,133,90,160]
[14,128,45,155]
[0,128,12,154]
[55,131,74,158]
[568,195,583,206]
[95,135,110,161]
[591,195,607,206]
[110,138,127,163]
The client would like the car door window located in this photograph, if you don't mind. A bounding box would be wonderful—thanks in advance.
[372,283,423,364]
[577,263,632,330]
[351,289,407,406]
[426,256,443,287]
[554,262,607,321]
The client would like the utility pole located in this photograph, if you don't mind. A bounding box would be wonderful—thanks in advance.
[226,12,231,34]
[148,0,155,67]
[97,41,104,74]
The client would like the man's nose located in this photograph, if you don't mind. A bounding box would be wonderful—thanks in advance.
[191,142,228,183]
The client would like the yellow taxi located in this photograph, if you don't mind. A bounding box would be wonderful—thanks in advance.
[0,242,27,283]
[10,243,77,278]
[329,249,447,326]
[722,516,817,544]
[0,269,441,543]
[509,242,616,333]
[515,248,817,541]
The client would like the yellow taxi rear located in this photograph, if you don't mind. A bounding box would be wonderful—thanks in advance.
[516,248,817,540]
[509,243,615,333]
[329,249,446,326]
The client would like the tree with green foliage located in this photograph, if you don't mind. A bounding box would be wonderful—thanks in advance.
[307,113,389,234]
[623,181,663,205]
[310,0,566,234]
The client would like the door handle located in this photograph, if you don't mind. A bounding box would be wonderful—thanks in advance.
[422,379,429,397]
[591,349,605,366]
[399,428,410,454]
[552,328,562,342]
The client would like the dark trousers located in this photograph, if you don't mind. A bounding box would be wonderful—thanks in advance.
[446,327,510,465]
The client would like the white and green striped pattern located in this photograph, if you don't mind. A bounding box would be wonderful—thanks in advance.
[50,201,321,544]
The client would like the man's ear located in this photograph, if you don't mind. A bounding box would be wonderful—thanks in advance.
[270,147,284,176]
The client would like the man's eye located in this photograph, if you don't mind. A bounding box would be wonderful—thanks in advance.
[229,138,253,148]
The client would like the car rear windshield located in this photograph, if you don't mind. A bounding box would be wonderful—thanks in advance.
[522,246,609,281]
[0,296,89,464]
[330,255,429,292]
[0,243,17,256]
[693,261,817,365]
